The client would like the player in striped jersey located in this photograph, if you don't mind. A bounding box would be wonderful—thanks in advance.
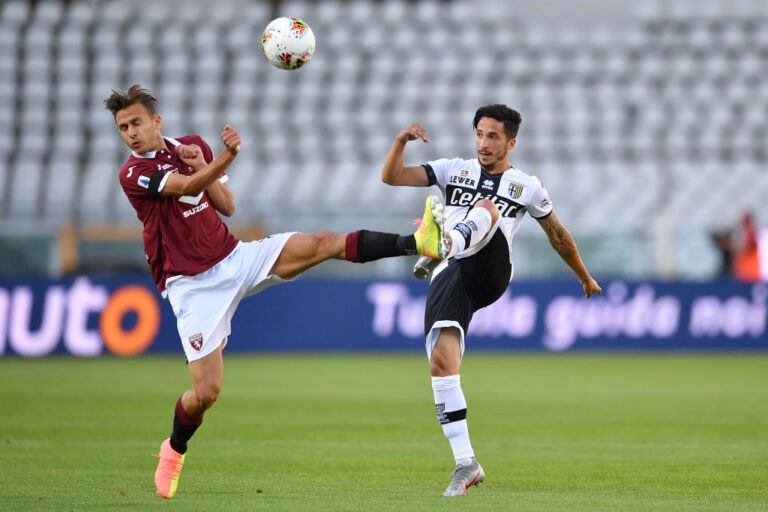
[381,104,602,496]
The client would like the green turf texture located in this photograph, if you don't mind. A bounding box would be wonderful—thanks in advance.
[0,353,766,511]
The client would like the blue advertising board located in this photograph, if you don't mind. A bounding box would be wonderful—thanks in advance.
[0,275,765,357]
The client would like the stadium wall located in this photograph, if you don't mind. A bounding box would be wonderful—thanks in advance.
[0,275,765,357]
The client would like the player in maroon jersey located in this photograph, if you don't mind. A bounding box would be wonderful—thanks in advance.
[105,84,449,499]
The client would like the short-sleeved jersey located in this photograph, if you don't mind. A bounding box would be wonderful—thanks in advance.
[119,135,239,293]
[425,157,553,277]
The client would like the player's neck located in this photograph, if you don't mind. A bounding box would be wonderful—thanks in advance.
[480,162,510,175]
[149,135,170,153]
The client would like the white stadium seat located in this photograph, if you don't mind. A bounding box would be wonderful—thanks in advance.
[32,0,63,24]
[8,153,45,219]
[0,0,30,26]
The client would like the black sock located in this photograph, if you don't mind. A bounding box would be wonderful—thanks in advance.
[348,230,417,263]
[169,397,203,454]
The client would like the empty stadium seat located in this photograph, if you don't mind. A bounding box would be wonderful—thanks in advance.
[0,0,30,26]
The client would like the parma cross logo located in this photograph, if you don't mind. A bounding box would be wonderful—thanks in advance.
[508,182,524,199]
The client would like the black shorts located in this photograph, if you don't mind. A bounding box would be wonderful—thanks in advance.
[424,228,511,338]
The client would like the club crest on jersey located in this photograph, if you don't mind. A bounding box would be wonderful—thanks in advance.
[508,182,524,199]
[189,332,203,351]
[137,175,150,188]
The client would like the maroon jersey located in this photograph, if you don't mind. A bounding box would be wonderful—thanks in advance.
[119,135,239,293]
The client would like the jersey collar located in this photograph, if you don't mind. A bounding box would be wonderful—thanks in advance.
[131,137,183,159]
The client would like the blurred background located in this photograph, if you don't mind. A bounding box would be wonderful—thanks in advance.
[0,0,766,281]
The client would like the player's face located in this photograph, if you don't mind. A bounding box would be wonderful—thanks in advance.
[475,117,516,173]
[115,104,164,154]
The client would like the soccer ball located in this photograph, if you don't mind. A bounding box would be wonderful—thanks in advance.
[261,17,315,70]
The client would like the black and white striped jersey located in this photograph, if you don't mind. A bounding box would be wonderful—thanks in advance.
[424,157,553,276]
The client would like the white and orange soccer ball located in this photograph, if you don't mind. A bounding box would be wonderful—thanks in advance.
[261,17,315,70]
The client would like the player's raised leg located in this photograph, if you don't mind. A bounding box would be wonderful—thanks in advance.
[444,199,498,258]
[268,212,448,279]
[414,197,499,279]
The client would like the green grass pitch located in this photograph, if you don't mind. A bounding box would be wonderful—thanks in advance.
[0,353,766,511]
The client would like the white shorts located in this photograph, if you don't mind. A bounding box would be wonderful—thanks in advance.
[165,233,296,362]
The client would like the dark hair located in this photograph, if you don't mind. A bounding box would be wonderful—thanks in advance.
[473,104,522,138]
[104,84,159,117]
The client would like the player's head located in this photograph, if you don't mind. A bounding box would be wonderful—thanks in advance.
[473,104,521,171]
[104,84,164,154]
[473,104,521,139]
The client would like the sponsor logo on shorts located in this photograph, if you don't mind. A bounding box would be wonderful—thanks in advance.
[189,332,203,351]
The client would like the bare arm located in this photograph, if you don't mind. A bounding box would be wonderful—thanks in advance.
[537,210,602,298]
[381,123,431,187]
[160,125,241,202]
[205,179,236,217]
[171,143,237,216]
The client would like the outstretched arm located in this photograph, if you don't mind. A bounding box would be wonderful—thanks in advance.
[537,210,602,298]
[381,123,431,187]
[161,125,241,200]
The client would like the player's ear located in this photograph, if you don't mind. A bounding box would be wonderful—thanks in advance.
[508,137,517,151]
[154,113,162,129]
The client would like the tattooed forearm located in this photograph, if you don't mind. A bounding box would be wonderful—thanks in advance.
[536,211,602,297]
[539,213,577,258]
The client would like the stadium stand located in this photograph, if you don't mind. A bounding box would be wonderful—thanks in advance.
[0,0,766,278]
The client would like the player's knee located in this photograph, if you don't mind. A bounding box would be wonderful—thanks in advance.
[474,199,499,223]
[430,358,452,377]
[194,383,221,412]
[429,336,462,376]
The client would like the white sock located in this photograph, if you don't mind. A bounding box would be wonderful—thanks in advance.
[432,375,474,464]
[447,207,493,258]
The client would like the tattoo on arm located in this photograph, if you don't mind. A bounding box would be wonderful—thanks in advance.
[538,213,577,257]
[537,211,596,287]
